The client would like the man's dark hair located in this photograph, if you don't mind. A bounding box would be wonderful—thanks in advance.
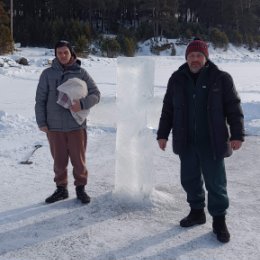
[54,40,76,58]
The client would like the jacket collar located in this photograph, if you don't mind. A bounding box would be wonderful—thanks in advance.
[52,58,81,71]
[178,60,218,73]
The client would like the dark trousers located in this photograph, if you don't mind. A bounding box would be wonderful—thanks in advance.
[47,129,88,187]
[179,143,229,216]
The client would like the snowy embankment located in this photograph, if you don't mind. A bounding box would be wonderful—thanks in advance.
[0,45,260,259]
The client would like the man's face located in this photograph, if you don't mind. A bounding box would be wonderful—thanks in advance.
[56,46,72,65]
[187,51,207,73]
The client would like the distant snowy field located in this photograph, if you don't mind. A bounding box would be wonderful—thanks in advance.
[0,44,260,260]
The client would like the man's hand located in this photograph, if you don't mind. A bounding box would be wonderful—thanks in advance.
[70,100,81,112]
[158,139,167,151]
[230,140,242,150]
[39,126,48,133]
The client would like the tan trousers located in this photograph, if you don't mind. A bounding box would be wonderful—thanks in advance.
[47,129,88,187]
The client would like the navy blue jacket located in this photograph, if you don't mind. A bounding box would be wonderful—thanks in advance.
[157,60,245,159]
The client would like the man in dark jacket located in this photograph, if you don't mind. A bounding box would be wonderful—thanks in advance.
[35,40,100,204]
[157,38,244,243]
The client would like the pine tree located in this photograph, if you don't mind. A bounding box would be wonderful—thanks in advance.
[2,0,259,48]
[139,0,178,41]
[0,0,13,54]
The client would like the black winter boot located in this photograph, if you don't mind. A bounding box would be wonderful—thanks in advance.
[45,186,69,203]
[76,186,91,204]
[180,208,206,227]
[213,215,230,243]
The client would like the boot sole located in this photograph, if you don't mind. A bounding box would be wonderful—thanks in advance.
[45,195,69,204]
[180,219,206,227]
[77,197,91,204]
[213,229,230,243]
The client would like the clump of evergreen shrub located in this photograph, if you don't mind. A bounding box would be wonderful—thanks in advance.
[209,28,229,50]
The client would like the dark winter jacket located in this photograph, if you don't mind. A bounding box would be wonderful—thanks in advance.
[35,58,100,131]
[157,60,245,159]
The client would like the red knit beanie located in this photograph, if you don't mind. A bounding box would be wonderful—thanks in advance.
[185,39,209,59]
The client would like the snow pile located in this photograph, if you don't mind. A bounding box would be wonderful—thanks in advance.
[0,110,36,132]
[137,38,260,62]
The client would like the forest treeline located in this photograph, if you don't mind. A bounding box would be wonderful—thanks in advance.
[1,0,260,56]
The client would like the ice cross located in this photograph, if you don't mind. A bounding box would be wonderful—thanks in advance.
[115,57,155,199]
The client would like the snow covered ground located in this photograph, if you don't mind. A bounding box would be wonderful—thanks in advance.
[0,45,260,260]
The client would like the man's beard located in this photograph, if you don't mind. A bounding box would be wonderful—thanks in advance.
[189,62,203,73]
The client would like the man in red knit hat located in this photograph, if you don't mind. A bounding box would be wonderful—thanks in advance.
[157,38,245,243]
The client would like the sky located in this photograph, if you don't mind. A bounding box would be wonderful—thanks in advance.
[0,43,260,260]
